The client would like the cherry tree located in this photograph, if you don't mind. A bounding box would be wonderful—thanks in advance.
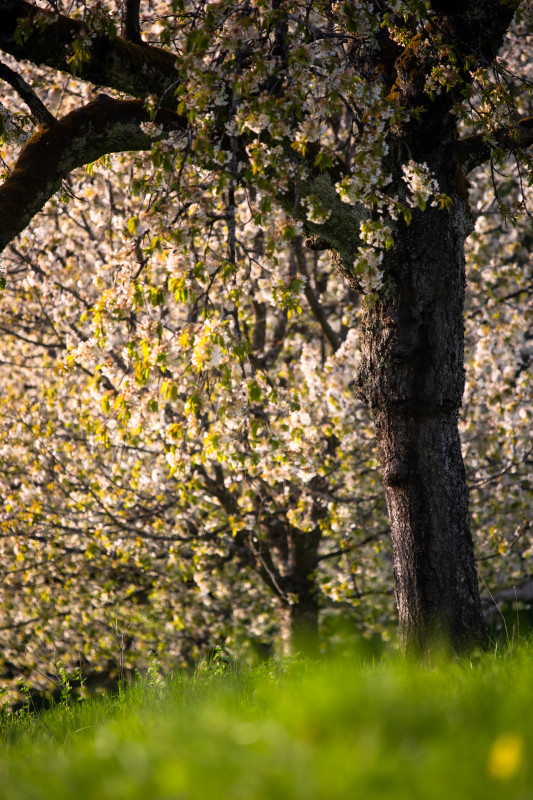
[0,151,530,692]
[462,157,533,625]
[0,157,392,690]
[0,0,532,654]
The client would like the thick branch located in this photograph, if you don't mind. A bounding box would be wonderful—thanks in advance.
[389,1,520,132]
[277,168,364,283]
[458,117,533,174]
[121,0,143,45]
[0,95,186,253]
[258,310,288,369]
[252,300,267,353]
[0,0,177,100]
[0,60,55,126]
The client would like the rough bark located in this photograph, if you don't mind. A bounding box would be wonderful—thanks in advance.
[345,0,522,655]
[356,138,487,653]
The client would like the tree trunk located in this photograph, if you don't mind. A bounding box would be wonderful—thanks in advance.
[357,144,487,654]
[278,593,320,657]
[262,523,321,656]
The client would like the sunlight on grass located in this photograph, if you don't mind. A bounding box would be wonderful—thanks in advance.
[1,642,532,799]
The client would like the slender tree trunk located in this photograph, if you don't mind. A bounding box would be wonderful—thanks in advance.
[278,592,320,657]
[357,143,487,654]
[261,523,321,656]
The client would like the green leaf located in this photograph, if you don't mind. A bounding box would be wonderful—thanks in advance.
[133,284,144,307]
[248,382,262,403]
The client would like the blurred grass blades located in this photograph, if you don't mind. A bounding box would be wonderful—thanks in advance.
[0,642,532,799]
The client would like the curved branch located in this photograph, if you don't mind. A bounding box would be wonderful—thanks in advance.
[0,60,55,126]
[458,117,533,174]
[0,95,186,253]
[0,0,177,100]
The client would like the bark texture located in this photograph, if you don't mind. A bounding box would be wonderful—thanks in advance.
[346,0,522,654]
[357,140,486,653]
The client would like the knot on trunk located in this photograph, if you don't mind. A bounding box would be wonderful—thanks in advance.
[384,458,410,487]
[304,236,330,251]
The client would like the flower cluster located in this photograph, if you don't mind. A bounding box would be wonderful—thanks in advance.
[401,160,440,209]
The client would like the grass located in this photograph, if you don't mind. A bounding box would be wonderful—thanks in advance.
[1,641,532,799]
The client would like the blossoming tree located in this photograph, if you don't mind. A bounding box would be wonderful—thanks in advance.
[0,155,392,686]
[0,0,532,654]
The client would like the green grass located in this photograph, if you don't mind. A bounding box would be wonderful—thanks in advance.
[1,642,533,799]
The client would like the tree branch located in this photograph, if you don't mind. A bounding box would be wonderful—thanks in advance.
[121,0,143,45]
[0,95,186,253]
[252,300,267,353]
[258,310,288,369]
[293,236,340,353]
[387,0,519,132]
[0,60,55,126]
[0,0,177,100]
[458,117,533,174]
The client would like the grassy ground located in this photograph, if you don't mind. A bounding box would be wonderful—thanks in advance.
[1,641,532,799]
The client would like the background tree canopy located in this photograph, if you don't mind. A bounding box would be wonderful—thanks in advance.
[0,0,531,693]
